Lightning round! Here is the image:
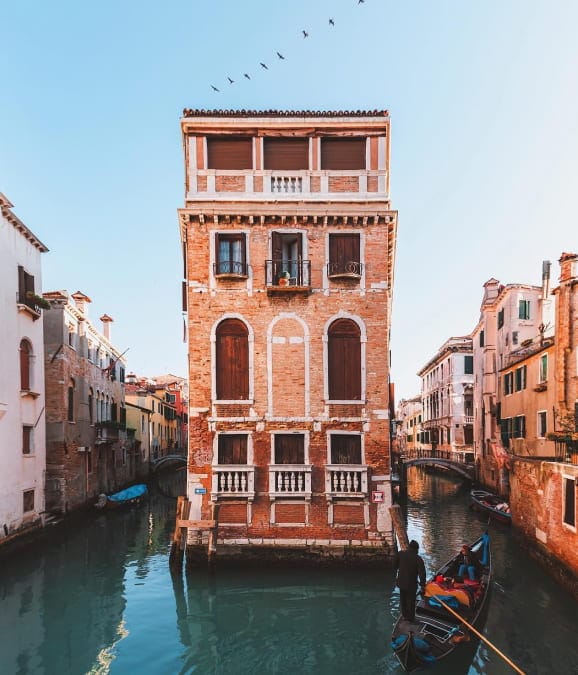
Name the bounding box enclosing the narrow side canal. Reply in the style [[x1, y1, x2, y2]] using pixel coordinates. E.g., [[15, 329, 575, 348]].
[[1, 468, 577, 674]]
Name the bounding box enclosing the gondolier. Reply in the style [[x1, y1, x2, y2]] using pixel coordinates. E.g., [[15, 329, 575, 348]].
[[393, 540, 426, 622]]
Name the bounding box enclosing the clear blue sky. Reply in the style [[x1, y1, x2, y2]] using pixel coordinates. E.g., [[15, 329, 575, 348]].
[[2, 1, 577, 400]]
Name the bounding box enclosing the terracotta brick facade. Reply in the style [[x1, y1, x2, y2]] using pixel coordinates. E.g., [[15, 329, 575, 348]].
[[179, 110, 397, 563]]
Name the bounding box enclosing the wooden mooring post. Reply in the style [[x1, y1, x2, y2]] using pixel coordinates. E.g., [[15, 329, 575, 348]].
[[207, 502, 220, 572], [389, 504, 410, 551], [169, 496, 220, 573]]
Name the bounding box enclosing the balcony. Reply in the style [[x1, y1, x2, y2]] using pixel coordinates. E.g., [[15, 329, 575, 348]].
[[212, 465, 255, 499], [17, 292, 46, 321], [325, 465, 368, 497], [265, 260, 311, 294], [270, 175, 303, 194], [464, 415, 474, 425], [213, 260, 249, 279], [95, 421, 125, 444], [327, 261, 363, 280], [269, 464, 312, 498]]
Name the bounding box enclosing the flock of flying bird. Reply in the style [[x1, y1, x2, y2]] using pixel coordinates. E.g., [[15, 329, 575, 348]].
[[210, 0, 367, 92]]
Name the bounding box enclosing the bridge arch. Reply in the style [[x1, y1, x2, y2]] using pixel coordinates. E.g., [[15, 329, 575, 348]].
[[403, 457, 475, 481], [151, 454, 187, 473]]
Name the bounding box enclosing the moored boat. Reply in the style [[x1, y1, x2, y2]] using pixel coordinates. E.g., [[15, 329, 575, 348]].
[[391, 534, 492, 672], [96, 483, 148, 509], [470, 489, 512, 524]]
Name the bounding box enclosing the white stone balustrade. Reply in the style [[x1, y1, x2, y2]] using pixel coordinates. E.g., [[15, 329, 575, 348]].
[[212, 465, 255, 498], [270, 176, 303, 193], [325, 465, 368, 496], [269, 464, 312, 497]]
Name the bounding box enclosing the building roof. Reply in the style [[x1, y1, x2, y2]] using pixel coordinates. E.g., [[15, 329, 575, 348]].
[[182, 109, 389, 119], [0, 192, 49, 252]]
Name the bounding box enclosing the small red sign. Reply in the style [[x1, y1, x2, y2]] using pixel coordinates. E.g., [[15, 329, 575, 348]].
[[372, 491, 385, 503]]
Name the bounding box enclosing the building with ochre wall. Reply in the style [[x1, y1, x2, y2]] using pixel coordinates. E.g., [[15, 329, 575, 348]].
[[179, 109, 398, 564], [0, 194, 48, 543]]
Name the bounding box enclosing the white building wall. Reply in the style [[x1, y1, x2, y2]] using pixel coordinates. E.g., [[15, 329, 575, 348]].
[[0, 198, 47, 539]]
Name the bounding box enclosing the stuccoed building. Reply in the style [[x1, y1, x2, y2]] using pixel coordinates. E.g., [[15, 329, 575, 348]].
[[0, 193, 48, 543], [178, 108, 398, 564]]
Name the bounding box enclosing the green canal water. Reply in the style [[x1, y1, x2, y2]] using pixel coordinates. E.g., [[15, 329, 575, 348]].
[[1, 467, 577, 675]]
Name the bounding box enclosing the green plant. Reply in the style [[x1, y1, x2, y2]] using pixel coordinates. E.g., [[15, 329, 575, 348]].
[[26, 292, 51, 310]]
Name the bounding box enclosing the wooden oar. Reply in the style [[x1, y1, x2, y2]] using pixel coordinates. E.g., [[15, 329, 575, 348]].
[[433, 595, 526, 674]]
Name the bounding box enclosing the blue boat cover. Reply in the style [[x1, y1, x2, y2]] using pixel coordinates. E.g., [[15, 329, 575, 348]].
[[108, 484, 148, 502]]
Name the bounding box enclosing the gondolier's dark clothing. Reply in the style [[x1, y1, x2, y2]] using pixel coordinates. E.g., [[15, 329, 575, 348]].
[[394, 548, 426, 622]]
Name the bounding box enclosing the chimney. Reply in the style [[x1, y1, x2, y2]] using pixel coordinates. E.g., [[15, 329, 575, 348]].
[[542, 260, 551, 298], [71, 291, 91, 317], [100, 314, 113, 341], [559, 252, 578, 283]]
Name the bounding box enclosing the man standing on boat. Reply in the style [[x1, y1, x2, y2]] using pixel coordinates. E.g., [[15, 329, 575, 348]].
[[393, 540, 426, 622]]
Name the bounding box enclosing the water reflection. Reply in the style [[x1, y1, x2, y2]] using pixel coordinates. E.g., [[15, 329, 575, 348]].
[[1, 467, 577, 674]]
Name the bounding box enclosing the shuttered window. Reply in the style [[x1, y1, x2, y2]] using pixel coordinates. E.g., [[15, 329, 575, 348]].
[[207, 137, 253, 169], [216, 319, 249, 400], [330, 435, 361, 464], [20, 339, 31, 390], [321, 138, 366, 170], [22, 426, 32, 455], [218, 434, 248, 464], [328, 234, 361, 275], [328, 319, 361, 400], [274, 434, 305, 464], [564, 477, 576, 527], [263, 138, 309, 170]]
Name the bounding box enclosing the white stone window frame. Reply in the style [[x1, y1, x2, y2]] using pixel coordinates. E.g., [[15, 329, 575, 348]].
[[211, 313, 254, 404], [323, 229, 366, 293], [270, 429, 310, 465], [326, 430, 365, 465], [537, 410, 547, 438], [562, 473, 577, 532], [209, 229, 251, 292], [213, 430, 254, 466], [538, 353, 548, 383], [323, 312, 367, 404], [22, 424, 34, 456], [19, 336, 37, 393]]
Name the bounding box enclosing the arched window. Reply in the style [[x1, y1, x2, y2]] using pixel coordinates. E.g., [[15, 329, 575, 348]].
[[67, 379, 75, 422], [216, 319, 249, 400], [328, 319, 361, 400], [19, 339, 32, 391]]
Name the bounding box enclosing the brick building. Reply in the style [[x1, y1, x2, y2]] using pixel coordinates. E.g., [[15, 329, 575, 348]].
[[43, 291, 140, 513], [178, 109, 398, 564]]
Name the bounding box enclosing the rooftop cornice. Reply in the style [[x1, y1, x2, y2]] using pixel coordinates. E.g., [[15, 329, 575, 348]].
[[182, 108, 389, 119], [0, 194, 48, 252]]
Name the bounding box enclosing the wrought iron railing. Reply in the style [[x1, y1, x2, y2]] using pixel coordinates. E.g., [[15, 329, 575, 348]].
[[327, 261, 363, 278], [265, 260, 311, 288], [213, 260, 249, 277]]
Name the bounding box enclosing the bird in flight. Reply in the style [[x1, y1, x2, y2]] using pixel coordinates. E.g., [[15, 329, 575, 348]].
[[260, 62, 268, 69], [302, 30, 309, 38], [358, 0, 365, 4], [244, 73, 251, 80], [227, 77, 234, 84], [276, 51, 285, 60], [211, 85, 220, 92], [329, 18, 335, 26]]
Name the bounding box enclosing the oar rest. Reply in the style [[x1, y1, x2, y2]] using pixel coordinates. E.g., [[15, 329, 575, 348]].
[[425, 581, 473, 608]]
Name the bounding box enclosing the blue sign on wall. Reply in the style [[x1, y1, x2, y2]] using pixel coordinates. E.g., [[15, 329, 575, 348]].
[[194, 487, 207, 495]]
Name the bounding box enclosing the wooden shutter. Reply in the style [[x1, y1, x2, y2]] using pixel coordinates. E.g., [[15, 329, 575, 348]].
[[331, 435, 361, 464], [20, 340, 30, 390], [328, 319, 361, 400], [275, 434, 304, 464], [321, 138, 366, 170], [329, 234, 360, 265], [564, 478, 576, 527], [111, 402, 118, 422], [218, 435, 248, 464], [216, 319, 249, 400], [207, 137, 253, 169], [263, 138, 309, 170]]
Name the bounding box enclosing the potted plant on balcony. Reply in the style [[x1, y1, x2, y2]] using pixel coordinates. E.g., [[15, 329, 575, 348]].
[[278, 270, 291, 286], [25, 291, 51, 310]]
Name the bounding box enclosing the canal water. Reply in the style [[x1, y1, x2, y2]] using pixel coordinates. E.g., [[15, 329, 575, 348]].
[[1, 467, 577, 675]]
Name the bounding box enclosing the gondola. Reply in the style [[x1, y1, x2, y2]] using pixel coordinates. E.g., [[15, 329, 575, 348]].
[[95, 483, 148, 509], [391, 534, 492, 672], [470, 489, 512, 525]]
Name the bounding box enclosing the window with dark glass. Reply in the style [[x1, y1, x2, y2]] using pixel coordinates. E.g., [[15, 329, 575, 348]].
[[19, 339, 32, 391], [564, 477, 576, 527], [330, 435, 362, 464], [23, 489, 35, 513], [464, 355, 473, 374], [216, 319, 249, 400], [218, 434, 248, 464], [479, 330, 485, 347], [274, 434, 305, 464], [519, 299, 530, 320], [515, 365, 527, 391], [22, 426, 32, 454], [537, 411, 547, 437], [67, 380, 75, 422], [215, 233, 247, 276], [504, 372, 513, 395], [321, 138, 366, 170], [17, 265, 35, 307], [328, 233, 362, 277], [207, 136, 253, 169], [513, 415, 526, 438], [270, 232, 309, 286], [498, 308, 504, 329], [263, 138, 309, 170], [328, 319, 361, 400]]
